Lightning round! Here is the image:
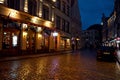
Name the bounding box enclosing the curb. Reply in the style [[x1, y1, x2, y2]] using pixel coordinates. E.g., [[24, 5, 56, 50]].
[[0, 51, 72, 62]]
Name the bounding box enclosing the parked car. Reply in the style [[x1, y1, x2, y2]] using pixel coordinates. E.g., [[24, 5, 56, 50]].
[[96, 46, 115, 61], [114, 49, 120, 64]]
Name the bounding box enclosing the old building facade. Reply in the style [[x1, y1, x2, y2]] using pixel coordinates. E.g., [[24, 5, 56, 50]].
[[102, 0, 120, 48], [0, 0, 81, 56]]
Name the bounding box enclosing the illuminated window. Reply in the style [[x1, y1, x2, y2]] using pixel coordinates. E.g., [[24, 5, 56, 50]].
[[12, 35, 18, 47], [24, 0, 28, 12]]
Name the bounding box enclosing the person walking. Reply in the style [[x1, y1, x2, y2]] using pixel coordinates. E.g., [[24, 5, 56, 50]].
[[71, 37, 75, 52]]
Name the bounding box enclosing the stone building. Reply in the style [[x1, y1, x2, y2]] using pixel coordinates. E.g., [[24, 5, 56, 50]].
[[102, 0, 120, 48], [0, 0, 81, 56]]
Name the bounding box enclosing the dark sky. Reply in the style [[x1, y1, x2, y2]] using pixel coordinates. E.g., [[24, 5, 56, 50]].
[[78, 0, 114, 30]]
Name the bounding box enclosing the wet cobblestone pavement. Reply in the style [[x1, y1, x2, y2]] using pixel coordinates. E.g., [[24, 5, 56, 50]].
[[0, 50, 120, 80]]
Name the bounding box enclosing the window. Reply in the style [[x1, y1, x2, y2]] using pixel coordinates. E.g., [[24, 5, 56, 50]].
[[56, 15, 61, 29], [66, 5, 70, 16], [66, 21, 69, 33], [28, 0, 37, 16], [62, 1, 66, 13], [62, 19, 65, 31], [42, 5, 49, 20], [24, 0, 28, 12], [56, 0, 61, 10], [7, 0, 20, 10]]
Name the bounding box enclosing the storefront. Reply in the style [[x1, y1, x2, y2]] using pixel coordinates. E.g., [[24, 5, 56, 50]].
[[0, 4, 54, 56], [58, 31, 71, 51], [2, 20, 20, 55]]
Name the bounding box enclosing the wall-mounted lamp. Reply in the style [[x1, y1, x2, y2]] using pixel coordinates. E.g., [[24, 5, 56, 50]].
[[37, 27, 42, 32], [38, 34, 42, 38], [53, 31, 58, 37], [9, 10, 18, 18], [22, 23, 28, 29]]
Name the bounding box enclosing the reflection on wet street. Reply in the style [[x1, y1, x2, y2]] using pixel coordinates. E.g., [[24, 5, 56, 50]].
[[0, 50, 120, 80]]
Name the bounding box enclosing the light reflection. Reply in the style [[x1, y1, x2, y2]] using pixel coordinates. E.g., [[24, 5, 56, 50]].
[[36, 59, 47, 75], [116, 62, 120, 70], [49, 58, 59, 76], [10, 61, 20, 78], [18, 63, 31, 79]]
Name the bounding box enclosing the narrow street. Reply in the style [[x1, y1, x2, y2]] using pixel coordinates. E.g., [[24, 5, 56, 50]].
[[0, 49, 120, 80]]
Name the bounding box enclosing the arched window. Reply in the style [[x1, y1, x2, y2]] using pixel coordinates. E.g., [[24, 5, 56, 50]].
[[7, 0, 20, 10], [28, 0, 37, 16]]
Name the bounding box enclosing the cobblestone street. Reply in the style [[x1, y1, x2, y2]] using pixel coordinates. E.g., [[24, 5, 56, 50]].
[[0, 50, 120, 80]]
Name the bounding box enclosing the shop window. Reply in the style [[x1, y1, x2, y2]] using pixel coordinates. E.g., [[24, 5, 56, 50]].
[[2, 32, 18, 49], [26, 29, 35, 50], [3, 32, 10, 49], [12, 35, 18, 47]]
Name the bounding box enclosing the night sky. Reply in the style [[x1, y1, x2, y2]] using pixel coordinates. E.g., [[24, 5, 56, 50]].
[[78, 0, 114, 30]]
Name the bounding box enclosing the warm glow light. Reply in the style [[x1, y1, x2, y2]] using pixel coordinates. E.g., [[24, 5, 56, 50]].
[[52, 16, 54, 21], [0, 0, 4, 4], [23, 32, 27, 37], [9, 10, 18, 18], [76, 38, 80, 41], [12, 36, 18, 47], [37, 27, 42, 32], [24, 0, 28, 12], [52, 0, 56, 2], [44, 21, 51, 28], [38, 34, 42, 38], [32, 17, 38, 23], [53, 31, 58, 37], [39, 12, 42, 17], [22, 23, 27, 29]]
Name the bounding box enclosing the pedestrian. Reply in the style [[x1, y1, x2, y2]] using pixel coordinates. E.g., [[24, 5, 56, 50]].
[[72, 41, 75, 52], [71, 37, 75, 52]]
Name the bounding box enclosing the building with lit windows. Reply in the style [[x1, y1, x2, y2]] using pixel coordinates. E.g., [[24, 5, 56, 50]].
[[0, 0, 81, 56], [102, 0, 120, 48]]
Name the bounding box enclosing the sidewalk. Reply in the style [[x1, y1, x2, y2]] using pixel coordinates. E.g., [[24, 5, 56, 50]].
[[0, 50, 72, 62]]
